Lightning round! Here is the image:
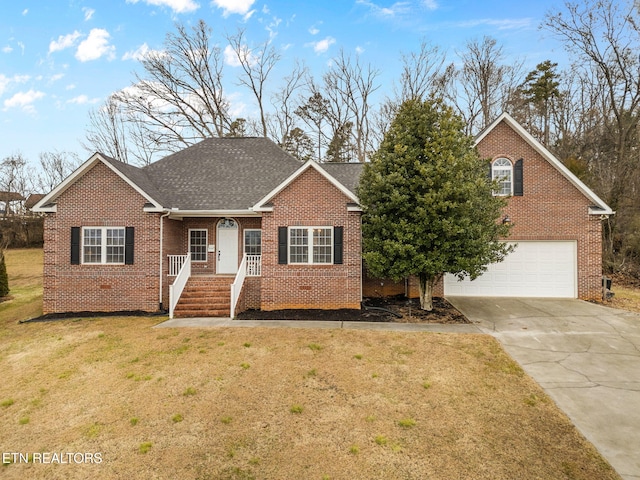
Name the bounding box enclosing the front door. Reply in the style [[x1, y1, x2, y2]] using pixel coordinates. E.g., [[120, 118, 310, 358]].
[[217, 218, 238, 274]]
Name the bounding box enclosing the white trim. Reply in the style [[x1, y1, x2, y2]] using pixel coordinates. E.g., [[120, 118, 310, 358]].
[[81, 226, 126, 265], [288, 226, 333, 265], [477, 113, 613, 215], [32, 153, 163, 212], [491, 157, 513, 196], [188, 228, 208, 263], [252, 160, 360, 211], [167, 209, 259, 219]]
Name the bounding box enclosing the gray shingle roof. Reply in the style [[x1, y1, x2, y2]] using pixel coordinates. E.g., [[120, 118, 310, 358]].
[[97, 138, 363, 211]]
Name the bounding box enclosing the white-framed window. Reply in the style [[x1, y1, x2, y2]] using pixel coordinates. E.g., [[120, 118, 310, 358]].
[[244, 229, 262, 256], [289, 227, 333, 264], [189, 229, 208, 262], [492, 158, 513, 196], [82, 227, 125, 264]]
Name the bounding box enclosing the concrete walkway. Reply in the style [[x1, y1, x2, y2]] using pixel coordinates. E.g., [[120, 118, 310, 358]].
[[155, 316, 481, 333], [448, 297, 640, 480]]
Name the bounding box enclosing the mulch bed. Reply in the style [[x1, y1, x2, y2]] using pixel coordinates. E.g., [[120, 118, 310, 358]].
[[236, 295, 470, 324]]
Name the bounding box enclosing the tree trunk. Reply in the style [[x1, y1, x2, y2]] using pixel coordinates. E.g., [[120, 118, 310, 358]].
[[418, 273, 440, 311]]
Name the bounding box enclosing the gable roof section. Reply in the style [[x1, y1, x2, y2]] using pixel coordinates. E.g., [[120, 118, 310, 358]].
[[477, 113, 613, 215], [32, 138, 364, 215], [253, 160, 361, 212], [143, 137, 303, 212], [32, 153, 163, 213]]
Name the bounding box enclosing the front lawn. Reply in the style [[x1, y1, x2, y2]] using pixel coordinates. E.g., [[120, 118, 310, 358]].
[[0, 249, 620, 479]]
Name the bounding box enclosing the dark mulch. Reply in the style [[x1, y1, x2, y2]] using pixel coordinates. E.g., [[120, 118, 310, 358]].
[[236, 295, 470, 324]]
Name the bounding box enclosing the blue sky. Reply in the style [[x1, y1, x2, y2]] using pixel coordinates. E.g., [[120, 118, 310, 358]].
[[1, 0, 570, 177]]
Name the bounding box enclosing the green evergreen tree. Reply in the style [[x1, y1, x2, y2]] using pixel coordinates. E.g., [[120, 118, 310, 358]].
[[357, 98, 512, 310], [0, 251, 9, 297]]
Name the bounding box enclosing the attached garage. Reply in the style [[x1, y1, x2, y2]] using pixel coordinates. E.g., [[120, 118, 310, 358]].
[[444, 241, 577, 298]]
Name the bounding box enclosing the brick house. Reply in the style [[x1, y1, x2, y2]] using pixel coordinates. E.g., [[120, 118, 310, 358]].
[[33, 113, 612, 317]]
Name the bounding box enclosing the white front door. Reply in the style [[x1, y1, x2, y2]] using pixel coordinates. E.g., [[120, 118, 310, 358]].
[[217, 218, 238, 274]]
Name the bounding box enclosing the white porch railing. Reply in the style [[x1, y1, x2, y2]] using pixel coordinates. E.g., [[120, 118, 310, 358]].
[[169, 255, 191, 319], [230, 254, 262, 318], [168, 254, 189, 276], [246, 254, 261, 276]]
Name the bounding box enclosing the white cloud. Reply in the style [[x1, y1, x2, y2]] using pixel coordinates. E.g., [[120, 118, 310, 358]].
[[212, 0, 255, 17], [66, 84, 76, 91], [0, 74, 30, 96], [75, 29, 116, 62], [122, 43, 151, 61], [2, 46, 12, 53], [223, 44, 256, 67], [355, 46, 365, 55], [83, 7, 96, 21], [126, 0, 199, 13], [308, 26, 319, 35], [67, 94, 100, 105], [50, 73, 65, 82], [22, 9, 28, 15], [356, 0, 411, 17], [3, 89, 45, 113], [456, 18, 533, 30], [308, 36, 336, 54], [49, 31, 82, 53], [423, 0, 438, 10]]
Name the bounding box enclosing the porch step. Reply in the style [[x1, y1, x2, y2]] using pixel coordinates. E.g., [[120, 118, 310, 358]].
[[173, 276, 233, 318]]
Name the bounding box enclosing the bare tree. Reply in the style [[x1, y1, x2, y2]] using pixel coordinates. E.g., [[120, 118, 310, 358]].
[[268, 60, 308, 145], [397, 39, 447, 102], [36, 151, 81, 192], [227, 29, 281, 138], [0, 154, 32, 217], [113, 20, 232, 158], [442, 36, 523, 134], [320, 50, 381, 162], [83, 95, 130, 163]]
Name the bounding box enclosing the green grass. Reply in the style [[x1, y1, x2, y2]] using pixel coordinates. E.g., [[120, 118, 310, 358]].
[[0, 249, 43, 323], [139, 442, 153, 454]]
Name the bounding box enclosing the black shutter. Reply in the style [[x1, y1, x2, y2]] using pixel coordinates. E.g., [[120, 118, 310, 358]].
[[71, 227, 80, 265], [278, 227, 288, 264], [333, 226, 343, 264], [514, 158, 523, 196], [125, 227, 135, 265], [488, 161, 493, 181]]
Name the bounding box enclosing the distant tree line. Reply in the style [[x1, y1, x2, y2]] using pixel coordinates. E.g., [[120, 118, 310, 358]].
[[2, 0, 639, 276]]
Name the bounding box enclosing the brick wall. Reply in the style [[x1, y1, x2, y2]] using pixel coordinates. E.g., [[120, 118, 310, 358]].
[[476, 120, 603, 300], [260, 167, 362, 310], [42, 161, 160, 314]]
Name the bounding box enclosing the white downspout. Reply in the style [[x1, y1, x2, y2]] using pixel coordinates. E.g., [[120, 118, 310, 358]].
[[159, 210, 171, 312]]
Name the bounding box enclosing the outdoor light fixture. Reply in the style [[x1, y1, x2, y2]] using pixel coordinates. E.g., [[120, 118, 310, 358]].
[[502, 215, 512, 225]]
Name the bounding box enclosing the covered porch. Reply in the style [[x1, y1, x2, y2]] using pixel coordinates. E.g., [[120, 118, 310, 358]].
[[161, 215, 263, 318]]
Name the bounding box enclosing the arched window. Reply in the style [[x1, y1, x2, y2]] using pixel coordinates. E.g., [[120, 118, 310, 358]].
[[492, 158, 513, 196]]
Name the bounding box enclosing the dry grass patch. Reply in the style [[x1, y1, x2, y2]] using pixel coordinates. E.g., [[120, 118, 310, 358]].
[[0, 249, 622, 478], [0, 319, 620, 479]]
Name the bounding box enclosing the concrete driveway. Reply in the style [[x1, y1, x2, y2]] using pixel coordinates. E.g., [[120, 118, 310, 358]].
[[448, 297, 640, 480]]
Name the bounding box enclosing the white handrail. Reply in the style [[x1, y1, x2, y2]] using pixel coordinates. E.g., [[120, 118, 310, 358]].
[[169, 255, 191, 319], [230, 255, 248, 318]]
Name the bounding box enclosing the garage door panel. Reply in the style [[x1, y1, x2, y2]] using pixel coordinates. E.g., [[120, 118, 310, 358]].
[[444, 241, 577, 298]]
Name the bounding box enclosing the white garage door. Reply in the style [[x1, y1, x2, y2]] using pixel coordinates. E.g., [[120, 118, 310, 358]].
[[444, 241, 577, 298]]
